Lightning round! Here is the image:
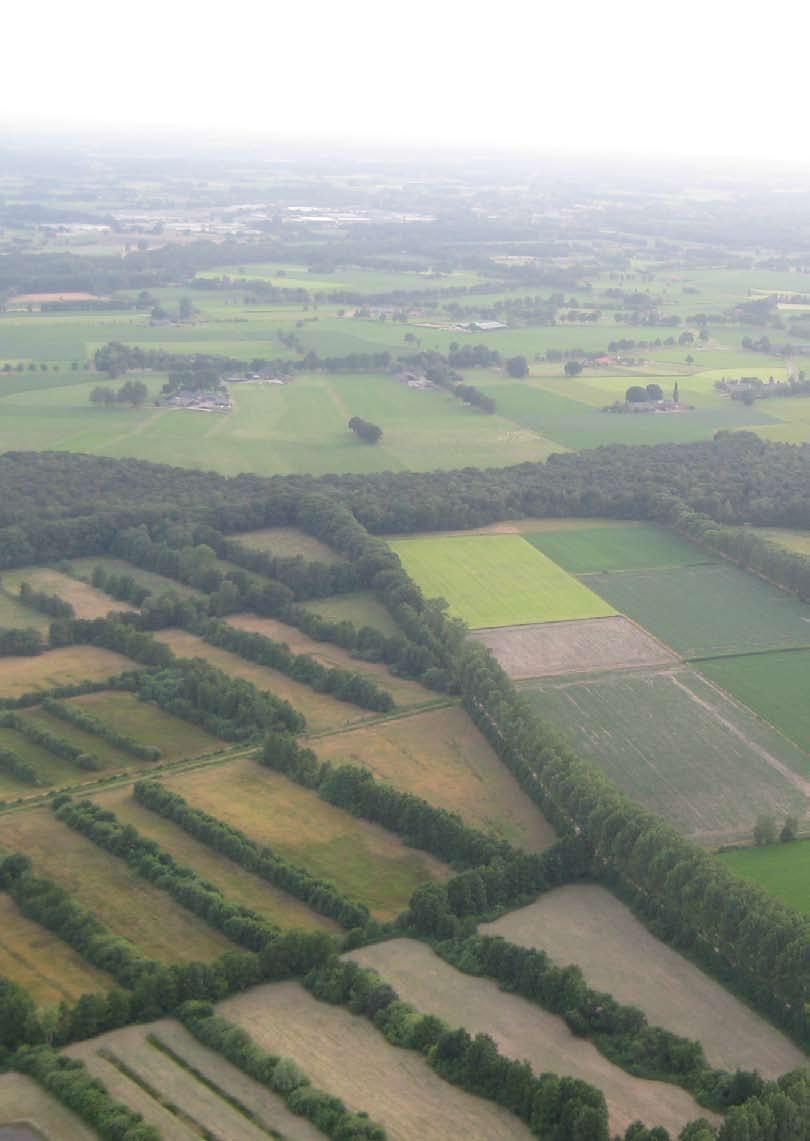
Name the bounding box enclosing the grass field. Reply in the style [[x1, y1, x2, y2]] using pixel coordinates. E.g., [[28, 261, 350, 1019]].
[[524, 523, 711, 573], [0, 589, 49, 632], [754, 527, 810, 556], [483, 884, 806, 1078], [0, 1072, 96, 1140], [718, 841, 810, 916], [301, 590, 401, 636], [583, 563, 810, 658], [1, 567, 118, 620], [312, 706, 555, 851], [699, 650, 810, 754], [73, 690, 224, 762], [389, 534, 616, 628], [223, 979, 534, 1141], [93, 785, 336, 932], [165, 758, 450, 921], [235, 525, 344, 562], [0, 809, 233, 963], [68, 556, 205, 600], [0, 645, 133, 700], [18, 706, 150, 772], [520, 668, 810, 842], [154, 628, 378, 733], [0, 727, 91, 798]]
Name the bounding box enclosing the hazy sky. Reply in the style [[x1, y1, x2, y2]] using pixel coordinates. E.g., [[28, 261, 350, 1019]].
[[2, 0, 803, 163]]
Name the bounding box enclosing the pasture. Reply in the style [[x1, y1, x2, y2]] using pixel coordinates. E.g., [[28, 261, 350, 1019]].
[[389, 534, 615, 628], [165, 758, 450, 921], [223, 979, 534, 1141], [235, 525, 343, 562], [583, 563, 810, 658], [312, 705, 555, 850], [350, 939, 708, 1138], [520, 668, 810, 842], [524, 522, 710, 573], [301, 590, 401, 636], [482, 884, 806, 1077], [718, 841, 810, 915], [699, 650, 810, 754], [472, 615, 678, 679], [0, 645, 133, 701], [0, 1073, 95, 1141]]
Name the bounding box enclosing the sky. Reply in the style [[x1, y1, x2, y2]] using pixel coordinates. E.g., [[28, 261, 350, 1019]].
[[2, 0, 806, 164]]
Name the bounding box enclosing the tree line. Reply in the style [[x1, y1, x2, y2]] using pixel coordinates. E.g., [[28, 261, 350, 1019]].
[[42, 697, 161, 761]]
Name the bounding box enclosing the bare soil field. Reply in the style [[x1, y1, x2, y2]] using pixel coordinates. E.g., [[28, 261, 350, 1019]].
[[0, 646, 133, 700], [166, 758, 450, 921], [313, 705, 555, 851], [0, 809, 233, 964], [2, 568, 117, 620], [155, 628, 377, 733], [473, 615, 679, 679], [226, 613, 432, 707], [0, 1073, 95, 1141], [483, 884, 807, 1077], [223, 980, 534, 1141], [350, 939, 710, 1137], [236, 525, 344, 562], [0, 894, 112, 1006]]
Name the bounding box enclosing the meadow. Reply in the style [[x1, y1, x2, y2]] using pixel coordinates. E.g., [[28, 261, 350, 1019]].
[[389, 534, 616, 628], [717, 841, 810, 915], [235, 525, 343, 562], [0, 1073, 95, 1141], [0, 645, 133, 700], [1, 567, 117, 620], [700, 650, 810, 753], [524, 522, 711, 573], [68, 556, 206, 601], [72, 691, 223, 762], [301, 590, 401, 636]]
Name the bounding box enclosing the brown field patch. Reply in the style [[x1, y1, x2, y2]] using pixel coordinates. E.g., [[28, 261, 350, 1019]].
[[0, 1073, 95, 1140], [0, 809, 232, 964], [0, 895, 113, 1007], [483, 884, 807, 1077], [154, 628, 377, 733], [223, 980, 534, 1141], [351, 940, 710, 1137], [313, 706, 554, 851], [0, 646, 133, 700], [2, 568, 118, 621], [473, 615, 679, 679], [226, 613, 432, 707], [235, 525, 344, 562], [165, 758, 450, 921], [93, 785, 337, 933]]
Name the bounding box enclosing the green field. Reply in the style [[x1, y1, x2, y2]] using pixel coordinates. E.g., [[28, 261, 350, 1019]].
[[524, 523, 710, 573], [520, 669, 810, 842], [699, 651, 810, 753], [718, 841, 810, 914], [753, 527, 810, 556], [583, 563, 810, 657], [390, 534, 615, 628], [301, 590, 401, 636]]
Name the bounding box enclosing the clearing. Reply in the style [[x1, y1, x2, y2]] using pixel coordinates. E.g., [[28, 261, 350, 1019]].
[[1, 567, 118, 620], [389, 534, 615, 629], [523, 523, 711, 573], [165, 758, 450, 921], [223, 979, 534, 1141], [0, 646, 133, 701], [235, 525, 344, 563], [699, 650, 810, 754], [483, 884, 806, 1078], [68, 556, 205, 601], [0, 1073, 95, 1141], [473, 615, 678, 679], [718, 840, 810, 916], [301, 590, 402, 636], [312, 706, 554, 850]]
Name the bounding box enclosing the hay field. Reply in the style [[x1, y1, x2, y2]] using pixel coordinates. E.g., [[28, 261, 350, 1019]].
[[0, 809, 233, 963], [350, 939, 709, 1138], [235, 525, 343, 562], [73, 690, 223, 762], [93, 785, 336, 933], [389, 534, 615, 628], [524, 523, 710, 573], [0, 1073, 95, 1141], [165, 758, 450, 921], [0, 895, 112, 1006], [0, 645, 133, 700], [154, 628, 376, 733], [718, 840, 810, 916], [699, 650, 810, 754], [521, 668, 809, 842], [483, 884, 806, 1077], [473, 615, 679, 679], [301, 590, 401, 636], [2, 567, 118, 619], [312, 706, 554, 851], [226, 613, 432, 707], [223, 980, 534, 1141]]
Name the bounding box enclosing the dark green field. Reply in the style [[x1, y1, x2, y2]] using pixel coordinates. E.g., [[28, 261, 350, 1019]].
[[718, 841, 810, 915], [699, 651, 810, 753], [524, 523, 709, 573]]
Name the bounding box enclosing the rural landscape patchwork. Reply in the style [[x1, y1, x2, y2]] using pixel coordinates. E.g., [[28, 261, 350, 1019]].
[[3, 134, 810, 1141]]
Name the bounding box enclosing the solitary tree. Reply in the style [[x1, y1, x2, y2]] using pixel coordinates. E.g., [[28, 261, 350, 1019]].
[[506, 355, 529, 378], [564, 360, 584, 377], [625, 385, 648, 403], [348, 416, 383, 444], [780, 815, 799, 843], [673, 381, 680, 403], [754, 814, 777, 846], [645, 383, 664, 401]]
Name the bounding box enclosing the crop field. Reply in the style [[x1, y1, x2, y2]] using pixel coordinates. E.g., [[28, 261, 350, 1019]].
[[93, 785, 336, 932], [0, 809, 233, 963], [350, 939, 708, 1137], [389, 534, 616, 628], [223, 979, 533, 1141], [482, 884, 806, 1077], [1, 567, 118, 620], [0, 894, 113, 1007], [0, 645, 133, 700], [301, 590, 401, 635], [523, 523, 711, 573], [164, 758, 450, 921], [583, 563, 810, 658], [67, 556, 205, 600], [235, 525, 344, 562], [521, 668, 810, 842], [699, 650, 810, 753], [0, 1072, 95, 1141], [154, 628, 378, 733], [312, 705, 555, 850], [473, 615, 679, 679]]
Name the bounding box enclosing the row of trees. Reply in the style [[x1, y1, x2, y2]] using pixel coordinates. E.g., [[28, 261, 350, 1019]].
[[42, 698, 161, 762], [0, 627, 45, 655], [90, 565, 152, 607], [89, 380, 148, 408], [0, 710, 100, 770], [19, 580, 75, 618], [0, 746, 41, 785]]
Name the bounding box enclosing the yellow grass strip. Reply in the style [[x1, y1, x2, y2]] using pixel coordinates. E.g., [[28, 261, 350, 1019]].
[[3, 568, 118, 620]]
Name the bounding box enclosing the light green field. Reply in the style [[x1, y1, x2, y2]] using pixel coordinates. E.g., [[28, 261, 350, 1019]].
[[389, 534, 616, 628], [524, 523, 710, 573], [718, 841, 810, 914]]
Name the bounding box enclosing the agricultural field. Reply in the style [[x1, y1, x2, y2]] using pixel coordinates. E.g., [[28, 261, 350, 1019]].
[[350, 939, 709, 1138], [164, 758, 450, 921], [0, 809, 233, 963], [0, 645, 133, 701], [234, 525, 344, 562], [1, 567, 117, 620], [301, 590, 401, 636], [389, 534, 615, 628], [717, 840, 810, 915], [473, 615, 679, 679], [583, 563, 810, 658], [0, 1073, 95, 1141], [483, 884, 806, 1077], [520, 668, 810, 842], [700, 650, 810, 753], [223, 979, 534, 1141], [311, 705, 555, 850], [523, 522, 711, 573]]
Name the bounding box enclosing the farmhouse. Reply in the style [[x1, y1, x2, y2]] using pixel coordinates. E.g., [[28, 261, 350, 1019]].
[[465, 320, 508, 331], [394, 369, 432, 389]]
